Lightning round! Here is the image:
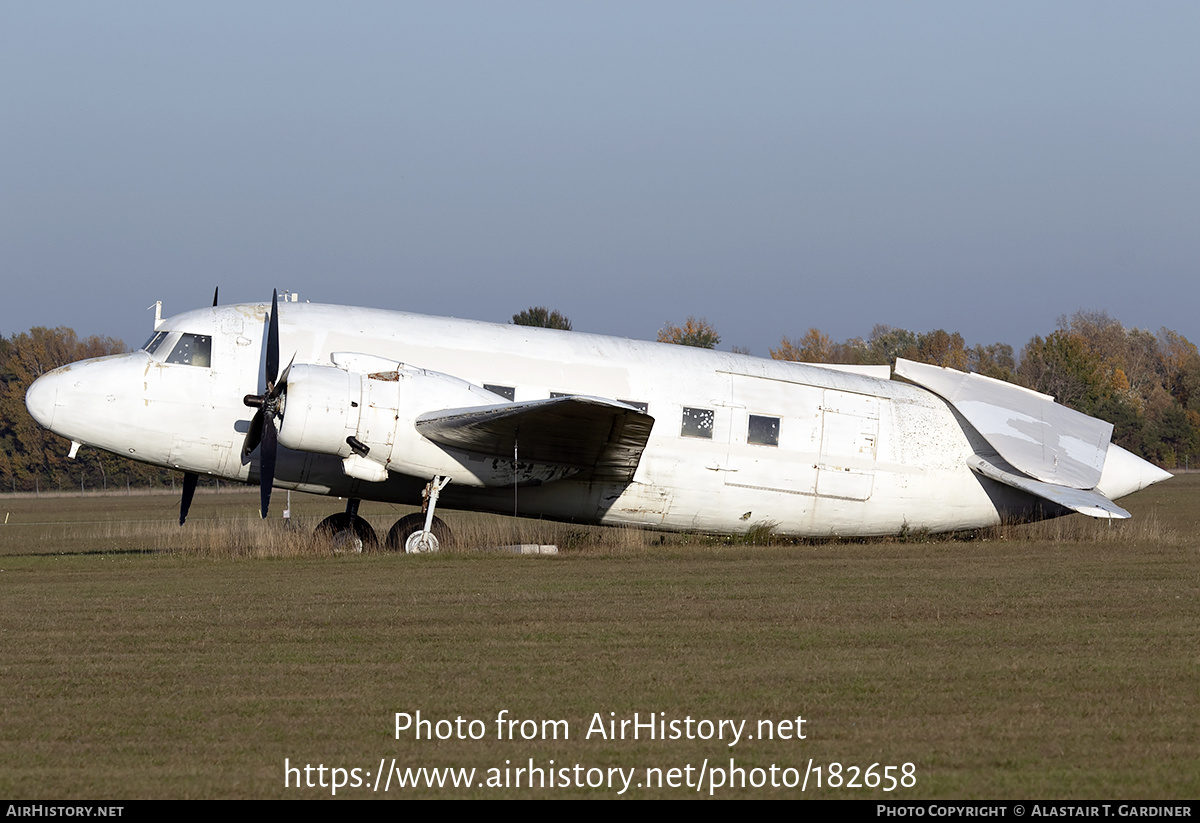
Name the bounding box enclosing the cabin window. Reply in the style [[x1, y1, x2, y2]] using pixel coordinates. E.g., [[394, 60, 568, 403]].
[[165, 333, 212, 367], [620, 400, 649, 413], [747, 414, 780, 447], [681, 407, 714, 439], [142, 331, 169, 356], [484, 384, 515, 401]]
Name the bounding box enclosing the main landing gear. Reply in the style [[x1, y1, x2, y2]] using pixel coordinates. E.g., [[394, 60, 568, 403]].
[[315, 497, 378, 553], [313, 476, 454, 554], [385, 476, 452, 552]]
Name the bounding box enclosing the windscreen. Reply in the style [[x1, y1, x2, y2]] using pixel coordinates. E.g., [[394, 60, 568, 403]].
[[165, 333, 212, 367]]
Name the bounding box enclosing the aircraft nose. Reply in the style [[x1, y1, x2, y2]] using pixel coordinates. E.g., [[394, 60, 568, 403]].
[[25, 370, 61, 429]]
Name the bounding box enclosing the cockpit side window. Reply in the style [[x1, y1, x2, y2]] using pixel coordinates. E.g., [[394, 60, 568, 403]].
[[165, 333, 212, 367], [142, 331, 170, 356]]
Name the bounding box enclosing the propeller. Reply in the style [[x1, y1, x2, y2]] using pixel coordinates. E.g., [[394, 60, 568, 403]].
[[179, 471, 198, 526], [242, 289, 292, 518]]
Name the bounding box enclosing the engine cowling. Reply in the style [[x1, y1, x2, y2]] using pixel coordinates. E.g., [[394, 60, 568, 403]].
[[276, 361, 515, 486], [276, 364, 361, 458]]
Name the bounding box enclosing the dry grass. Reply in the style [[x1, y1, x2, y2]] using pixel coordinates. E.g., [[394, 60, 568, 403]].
[[63, 511, 662, 558], [979, 509, 1181, 545], [3, 483, 1182, 558], [0, 478, 1196, 798]]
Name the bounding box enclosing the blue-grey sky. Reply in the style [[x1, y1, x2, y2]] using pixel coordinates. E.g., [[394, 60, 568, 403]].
[[4, 2, 1197, 356]]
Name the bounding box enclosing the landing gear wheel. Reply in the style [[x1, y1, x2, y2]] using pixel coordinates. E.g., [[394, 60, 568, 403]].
[[386, 513, 452, 554], [314, 513, 378, 554]]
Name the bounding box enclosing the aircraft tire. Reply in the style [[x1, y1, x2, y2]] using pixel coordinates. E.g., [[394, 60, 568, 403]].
[[386, 513, 452, 553], [314, 513, 379, 554]]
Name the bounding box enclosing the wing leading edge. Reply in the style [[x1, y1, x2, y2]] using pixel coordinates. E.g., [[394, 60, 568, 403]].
[[416, 396, 655, 484]]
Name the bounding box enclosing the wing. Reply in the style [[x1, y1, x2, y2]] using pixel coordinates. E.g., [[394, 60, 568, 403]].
[[416, 395, 655, 484]]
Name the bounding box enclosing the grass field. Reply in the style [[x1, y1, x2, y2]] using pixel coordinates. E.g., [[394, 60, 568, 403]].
[[1, 478, 1196, 799]]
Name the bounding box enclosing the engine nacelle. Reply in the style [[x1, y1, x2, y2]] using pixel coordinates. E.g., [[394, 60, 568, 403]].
[[276, 364, 361, 458], [276, 360, 515, 486]]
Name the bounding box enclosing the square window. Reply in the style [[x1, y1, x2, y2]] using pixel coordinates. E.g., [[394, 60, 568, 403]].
[[681, 407, 714, 439], [748, 414, 780, 446]]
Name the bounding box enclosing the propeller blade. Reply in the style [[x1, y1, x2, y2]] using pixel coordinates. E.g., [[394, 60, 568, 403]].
[[259, 412, 277, 519], [212, 286, 219, 307], [179, 471, 198, 526], [241, 290, 285, 517], [272, 355, 295, 400], [266, 289, 279, 389], [242, 408, 264, 458]]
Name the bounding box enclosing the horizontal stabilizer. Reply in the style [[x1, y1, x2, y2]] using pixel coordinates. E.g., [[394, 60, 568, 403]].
[[895, 358, 1112, 490], [416, 396, 654, 484], [967, 455, 1130, 519]]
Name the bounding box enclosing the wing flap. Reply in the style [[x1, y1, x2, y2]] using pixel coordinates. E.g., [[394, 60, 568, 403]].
[[967, 455, 1130, 519], [416, 396, 654, 484]]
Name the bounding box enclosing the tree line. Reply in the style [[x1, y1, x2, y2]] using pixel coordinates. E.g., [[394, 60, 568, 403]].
[[2, 308, 1196, 494], [755, 311, 1200, 468]]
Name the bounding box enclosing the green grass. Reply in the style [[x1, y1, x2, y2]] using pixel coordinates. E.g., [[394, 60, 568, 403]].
[[0, 478, 1196, 798]]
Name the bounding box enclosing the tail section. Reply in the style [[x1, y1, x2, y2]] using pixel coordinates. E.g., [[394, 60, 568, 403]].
[[894, 358, 1171, 519]]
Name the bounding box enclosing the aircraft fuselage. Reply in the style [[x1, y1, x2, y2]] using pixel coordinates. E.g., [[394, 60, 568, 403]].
[[24, 300, 1168, 538]]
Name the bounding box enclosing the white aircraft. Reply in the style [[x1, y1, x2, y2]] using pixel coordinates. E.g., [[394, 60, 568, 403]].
[[24, 291, 1171, 551]]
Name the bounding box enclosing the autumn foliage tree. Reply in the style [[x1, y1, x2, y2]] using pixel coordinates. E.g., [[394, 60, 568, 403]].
[[967, 343, 1017, 382], [770, 325, 973, 369], [770, 328, 834, 363], [1018, 330, 1106, 414], [657, 317, 720, 349], [764, 311, 1200, 468], [1017, 312, 1200, 466]]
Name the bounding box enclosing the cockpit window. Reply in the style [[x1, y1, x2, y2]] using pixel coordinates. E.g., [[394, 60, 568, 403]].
[[142, 331, 169, 355], [165, 334, 212, 367]]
